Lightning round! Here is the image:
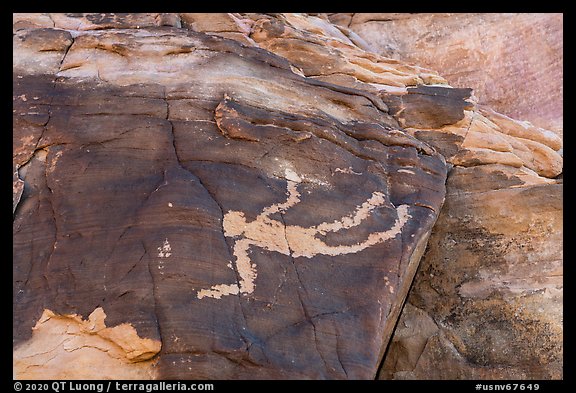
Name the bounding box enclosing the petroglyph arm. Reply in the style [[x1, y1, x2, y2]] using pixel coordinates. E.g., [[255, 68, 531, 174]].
[[312, 191, 389, 234], [287, 204, 411, 258]]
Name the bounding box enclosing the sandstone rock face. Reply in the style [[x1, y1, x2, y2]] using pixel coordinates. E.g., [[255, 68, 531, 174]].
[[14, 308, 161, 379], [243, 14, 562, 380], [13, 13, 562, 380], [13, 13, 447, 379], [379, 166, 562, 379], [330, 13, 563, 135]]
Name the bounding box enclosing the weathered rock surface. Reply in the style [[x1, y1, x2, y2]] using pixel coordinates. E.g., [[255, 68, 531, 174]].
[[237, 13, 563, 380], [13, 13, 562, 380], [330, 13, 563, 135], [227, 14, 562, 178], [13, 13, 447, 379], [14, 307, 160, 379], [379, 166, 562, 379]]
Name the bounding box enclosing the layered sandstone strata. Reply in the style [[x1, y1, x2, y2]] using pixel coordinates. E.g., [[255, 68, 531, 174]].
[[328, 13, 563, 135]]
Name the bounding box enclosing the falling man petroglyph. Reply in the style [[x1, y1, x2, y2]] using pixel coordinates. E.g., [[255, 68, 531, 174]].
[[196, 168, 411, 299]]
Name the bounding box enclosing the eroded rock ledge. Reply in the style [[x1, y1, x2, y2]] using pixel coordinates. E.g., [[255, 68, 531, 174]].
[[328, 13, 564, 135], [13, 13, 562, 380], [14, 307, 160, 379]]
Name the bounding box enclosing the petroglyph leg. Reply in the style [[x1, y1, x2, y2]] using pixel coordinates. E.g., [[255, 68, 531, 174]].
[[196, 238, 259, 300], [196, 283, 240, 300]]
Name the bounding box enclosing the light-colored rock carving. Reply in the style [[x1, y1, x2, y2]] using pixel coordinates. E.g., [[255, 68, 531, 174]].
[[197, 169, 411, 299], [157, 238, 172, 258]]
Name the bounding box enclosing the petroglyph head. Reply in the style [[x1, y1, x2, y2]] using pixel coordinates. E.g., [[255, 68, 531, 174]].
[[284, 168, 301, 183], [223, 211, 248, 237]]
